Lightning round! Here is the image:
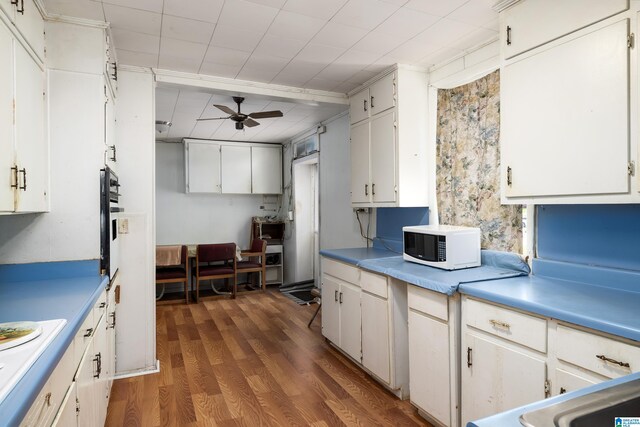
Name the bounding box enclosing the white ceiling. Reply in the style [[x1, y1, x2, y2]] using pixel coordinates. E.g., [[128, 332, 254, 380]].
[[43, 0, 499, 93], [44, 0, 498, 143], [156, 85, 348, 143]]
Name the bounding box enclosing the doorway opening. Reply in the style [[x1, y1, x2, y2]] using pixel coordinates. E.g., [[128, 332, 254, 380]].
[[292, 154, 319, 288]]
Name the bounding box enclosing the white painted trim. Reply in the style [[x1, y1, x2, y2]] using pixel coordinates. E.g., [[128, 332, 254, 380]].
[[153, 68, 348, 105], [120, 64, 153, 74], [44, 13, 109, 29], [287, 110, 348, 144], [429, 39, 500, 89], [293, 152, 319, 166], [346, 63, 428, 97], [114, 359, 160, 380], [492, 0, 520, 12]]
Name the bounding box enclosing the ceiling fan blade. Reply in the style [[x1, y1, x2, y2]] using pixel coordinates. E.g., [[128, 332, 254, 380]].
[[214, 104, 238, 115], [244, 118, 260, 127], [248, 110, 283, 119], [196, 116, 230, 121]]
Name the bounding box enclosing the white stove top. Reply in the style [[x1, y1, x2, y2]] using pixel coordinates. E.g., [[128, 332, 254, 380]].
[[0, 319, 67, 404]]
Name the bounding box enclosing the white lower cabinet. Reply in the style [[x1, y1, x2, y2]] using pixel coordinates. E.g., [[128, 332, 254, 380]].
[[360, 272, 409, 398], [321, 258, 409, 398], [461, 296, 640, 425], [21, 285, 118, 427], [408, 286, 459, 427]]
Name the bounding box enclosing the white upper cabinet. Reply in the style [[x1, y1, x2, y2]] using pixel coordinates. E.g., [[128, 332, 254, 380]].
[[185, 139, 283, 195], [186, 142, 221, 193], [221, 145, 252, 194], [251, 146, 282, 194], [348, 65, 428, 207], [0, 22, 15, 212], [499, 1, 637, 204], [501, 0, 628, 59], [1, 0, 45, 61]]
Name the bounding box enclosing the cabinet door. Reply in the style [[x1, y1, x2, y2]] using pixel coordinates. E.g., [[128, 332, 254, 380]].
[[339, 281, 361, 362], [350, 121, 370, 204], [14, 43, 46, 212], [76, 345, 96, 427], [554, 368, 597, 396], [221, 145, 252, 194], [502, 0, 628, 59], [186, 142, 220, 193], [502, 19, 629, 198], [0, 22, 15, 212], [409, 310, 451, 427], [369, 72, 395, 116], [251, 146, 282, 194], [106, 292, 116, 394], [105, 87, 116, 169], [362, 291, 390, 384], [93, 314, 109, 427], [349, 89, 369, 124], [370, 110, 396, 203], [321, 275, 340, 345], [52, 382, 77, 427], [14, 0, 45, 61], [462, 333, 547, 424]]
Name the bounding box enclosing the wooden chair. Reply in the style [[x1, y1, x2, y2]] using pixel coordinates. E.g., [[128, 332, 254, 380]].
[[156, 245, 189, 303], [194, 243, 237, 301], [237, 239, 267, 291]]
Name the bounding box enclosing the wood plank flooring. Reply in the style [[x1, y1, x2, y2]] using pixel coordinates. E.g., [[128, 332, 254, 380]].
[[105, 290, 432, 427]]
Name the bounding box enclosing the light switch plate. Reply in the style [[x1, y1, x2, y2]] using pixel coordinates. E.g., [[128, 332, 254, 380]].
[[118, 218, 129, 234]]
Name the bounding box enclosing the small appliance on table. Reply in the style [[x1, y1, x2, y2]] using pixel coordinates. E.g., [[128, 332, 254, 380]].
[[0, 319, 67, 404], [403, 224, 481, 270]]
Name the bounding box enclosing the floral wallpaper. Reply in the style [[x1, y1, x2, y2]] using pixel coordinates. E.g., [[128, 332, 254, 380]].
[[436, 69, 522, 253]]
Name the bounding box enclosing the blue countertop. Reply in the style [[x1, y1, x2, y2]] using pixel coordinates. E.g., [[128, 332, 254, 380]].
[[0, 260, 108, 425], [468, 372, 640, 427], [459, 260, 640, 342], [319, 247, 398, 264]]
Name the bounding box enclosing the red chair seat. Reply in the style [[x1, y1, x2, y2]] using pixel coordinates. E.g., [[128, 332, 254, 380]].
[[156, 267, 186, 280], [237, 261, 262, 269], [198, 265, 234, 276]]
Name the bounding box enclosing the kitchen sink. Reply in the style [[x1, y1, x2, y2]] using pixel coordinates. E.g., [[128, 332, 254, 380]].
[[520, 378, 640, 427]]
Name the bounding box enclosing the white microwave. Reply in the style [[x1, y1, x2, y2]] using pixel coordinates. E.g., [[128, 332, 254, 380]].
[[403, 225, 481, 270]]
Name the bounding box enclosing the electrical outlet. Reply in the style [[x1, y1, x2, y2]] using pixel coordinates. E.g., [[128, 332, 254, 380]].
[[118, 218, 129, 234]]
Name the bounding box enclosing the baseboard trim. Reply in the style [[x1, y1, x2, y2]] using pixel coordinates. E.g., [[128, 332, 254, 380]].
[[114, 360, 160, 379]]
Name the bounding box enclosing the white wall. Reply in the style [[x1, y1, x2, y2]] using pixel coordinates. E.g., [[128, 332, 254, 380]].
[[0, 70, 104, 264], [114, 68, 157, 376], [155, 142, 267, 247]]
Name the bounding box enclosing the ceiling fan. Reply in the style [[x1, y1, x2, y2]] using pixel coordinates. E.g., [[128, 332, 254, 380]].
[[197, 96, 283, 130]]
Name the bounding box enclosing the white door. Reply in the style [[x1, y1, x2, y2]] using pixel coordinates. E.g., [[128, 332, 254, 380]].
[[93, 314, 109, 427], [52, 382, 77, 427], [76, 345, 96, 427], [553, 368, 597, 396], [186, 142, 220, 193], [361, 291, 390, 384], [349, 89, 369, 124], [13, 0, 44, 60], [321, 275, 340, 345], [221, 145, 251, 194], [14, 43, 46, 212], [0, 22, 15, 212], [502, 19, 629, 198], [409, 310, 451, 426], [350, 121, 370, 204], [462, 333, 547, 424], [339, 281, 361, 362], [369, 72, 395, 116], [370, 110, 396, 203], [251, 146, 282, 194]]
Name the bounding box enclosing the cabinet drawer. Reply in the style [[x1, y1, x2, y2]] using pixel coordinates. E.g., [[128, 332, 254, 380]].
[[465, 298, 547, 353], [322, 257, 359, 285], [20, 345, 74, 427], [556, 325, 640, 379], [360, 270, 387, 299], [501, 0, 628, 59], [408, 285, 448, 322], [93, 288, 107, 324]]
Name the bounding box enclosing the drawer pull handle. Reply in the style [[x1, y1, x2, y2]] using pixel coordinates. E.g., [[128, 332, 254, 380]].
[[339, 292, 343, 304], [467, 347, 473, 367], [44, 392, 51, 407], [560, 387, 567, 394], [596, 354, 630, 368], [84, 328, 93, 337], [99, 302, 106, 308], [490, 319, 510, 330], [334, 290, 338, 302]]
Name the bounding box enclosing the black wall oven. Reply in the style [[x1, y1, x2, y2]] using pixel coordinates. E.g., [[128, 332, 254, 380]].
[[100, 167, 122, 280]]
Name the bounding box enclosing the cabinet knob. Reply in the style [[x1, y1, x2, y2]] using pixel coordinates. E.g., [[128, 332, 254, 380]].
[[10, 166, 18, 189], [365, 184, 368, 196], [370, 96, 375, 109], [334, 290, 338, 302], [372, 183, 375, 196], [19, 168, 27, 191], [363, 99, 368, 112], [506, 26, 512, 45]]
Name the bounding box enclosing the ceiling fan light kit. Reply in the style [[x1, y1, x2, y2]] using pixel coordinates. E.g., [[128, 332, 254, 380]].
[[197, 96, 283, 130]]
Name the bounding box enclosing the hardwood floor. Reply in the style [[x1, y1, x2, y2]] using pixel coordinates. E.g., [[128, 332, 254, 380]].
[[106, 290, 432, 427]]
